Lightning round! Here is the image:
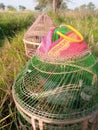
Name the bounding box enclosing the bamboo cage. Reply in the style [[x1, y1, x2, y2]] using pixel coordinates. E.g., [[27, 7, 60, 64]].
[[23, 13, 55, 58], [12, 25, 98, 130]]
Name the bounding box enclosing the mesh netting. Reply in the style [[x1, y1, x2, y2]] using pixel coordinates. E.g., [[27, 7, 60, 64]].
[[13, 53, 98, 120], [13, 25, 98, 130]]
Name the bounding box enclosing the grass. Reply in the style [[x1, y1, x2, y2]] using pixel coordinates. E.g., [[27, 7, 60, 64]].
[[0, 11, 35, 47], [0, 11, 35, 130], [0, 31, 29, 130], [0, 10, 98, 130]]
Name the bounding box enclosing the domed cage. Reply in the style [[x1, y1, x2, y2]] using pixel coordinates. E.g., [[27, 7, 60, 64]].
[[23, 13, 55, 58], [12, 25, 98, 130]]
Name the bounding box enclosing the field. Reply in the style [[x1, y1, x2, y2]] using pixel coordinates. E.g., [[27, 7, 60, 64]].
[[0, 10, 98, 130]]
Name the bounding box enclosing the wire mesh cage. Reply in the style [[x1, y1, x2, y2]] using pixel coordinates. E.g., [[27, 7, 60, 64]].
[[23, 13, 55, 58], [12, 25, 98, 130]]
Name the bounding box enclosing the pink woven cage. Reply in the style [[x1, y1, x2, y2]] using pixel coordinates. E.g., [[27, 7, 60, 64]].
[[23, 13, 55, 58]]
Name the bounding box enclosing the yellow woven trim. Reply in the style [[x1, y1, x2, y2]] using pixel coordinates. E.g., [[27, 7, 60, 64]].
[[48, 39, 70, 56], [57, 25, 84, 43]]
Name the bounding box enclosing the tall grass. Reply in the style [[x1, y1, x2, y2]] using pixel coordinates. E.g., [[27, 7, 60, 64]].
[[0, 11, 98, 130], [0, 11, 35, 130], [0, 11, 35, 47], [0, 30, 29, 130]]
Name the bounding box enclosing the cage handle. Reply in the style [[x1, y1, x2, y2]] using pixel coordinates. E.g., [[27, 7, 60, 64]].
[[57, 24, 84, 43]]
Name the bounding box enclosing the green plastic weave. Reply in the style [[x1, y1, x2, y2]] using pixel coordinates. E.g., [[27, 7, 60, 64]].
[[13, 52, 98, 121]]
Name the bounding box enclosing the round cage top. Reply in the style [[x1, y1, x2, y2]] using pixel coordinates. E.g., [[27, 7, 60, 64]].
[[23, 13, 55, 44], [36, 25, 90, 62], [12, 25, 98, 125]]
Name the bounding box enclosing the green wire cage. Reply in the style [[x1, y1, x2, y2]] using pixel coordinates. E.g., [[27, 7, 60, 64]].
[[12, 25, 98, 130]]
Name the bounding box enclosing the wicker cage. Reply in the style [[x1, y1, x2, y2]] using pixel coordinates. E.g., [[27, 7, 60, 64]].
[[12, 25, 98, 130], [23, 13, 55, 58]]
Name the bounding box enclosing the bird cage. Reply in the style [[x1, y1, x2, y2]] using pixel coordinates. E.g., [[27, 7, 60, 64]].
[[23, 13, 55, 58], [12, 25, 98, 130]]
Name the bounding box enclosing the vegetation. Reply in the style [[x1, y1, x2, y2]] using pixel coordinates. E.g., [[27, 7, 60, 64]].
[[0, 12, 35, 47], [75, 2, 95, 11], [0, 8, 98, 130], [35, 0, 96, 12], [35, 0, 68, 12], [0, 3, 5, 10], [0, 3, 26, 11], [19, 5, 26, 11], [0, 31, 29, 130], [0, 11, 36, 130], [7, 5, 17, 11]]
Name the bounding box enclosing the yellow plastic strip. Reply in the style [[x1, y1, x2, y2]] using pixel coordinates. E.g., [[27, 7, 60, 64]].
[[57, 25, 84, 43], [23, 39, 40, 45]]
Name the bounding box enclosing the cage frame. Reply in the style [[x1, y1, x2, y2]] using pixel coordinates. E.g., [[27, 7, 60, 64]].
[[23, 13, 55, 58], [12, 86, 98, 130], [23, 39, 40, 58]]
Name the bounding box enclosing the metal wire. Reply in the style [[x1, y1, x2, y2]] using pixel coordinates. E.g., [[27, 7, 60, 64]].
[[13, 52, 98, 122]]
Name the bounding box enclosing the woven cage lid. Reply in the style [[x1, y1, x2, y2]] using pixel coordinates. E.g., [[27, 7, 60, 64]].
[[36, 25, 91, 62], [24, 13, 55, 40]]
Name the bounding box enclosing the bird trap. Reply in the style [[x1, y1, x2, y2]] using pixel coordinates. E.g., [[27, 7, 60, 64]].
[[13, 25, 98, 130], [23, 13, 55, 58]]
